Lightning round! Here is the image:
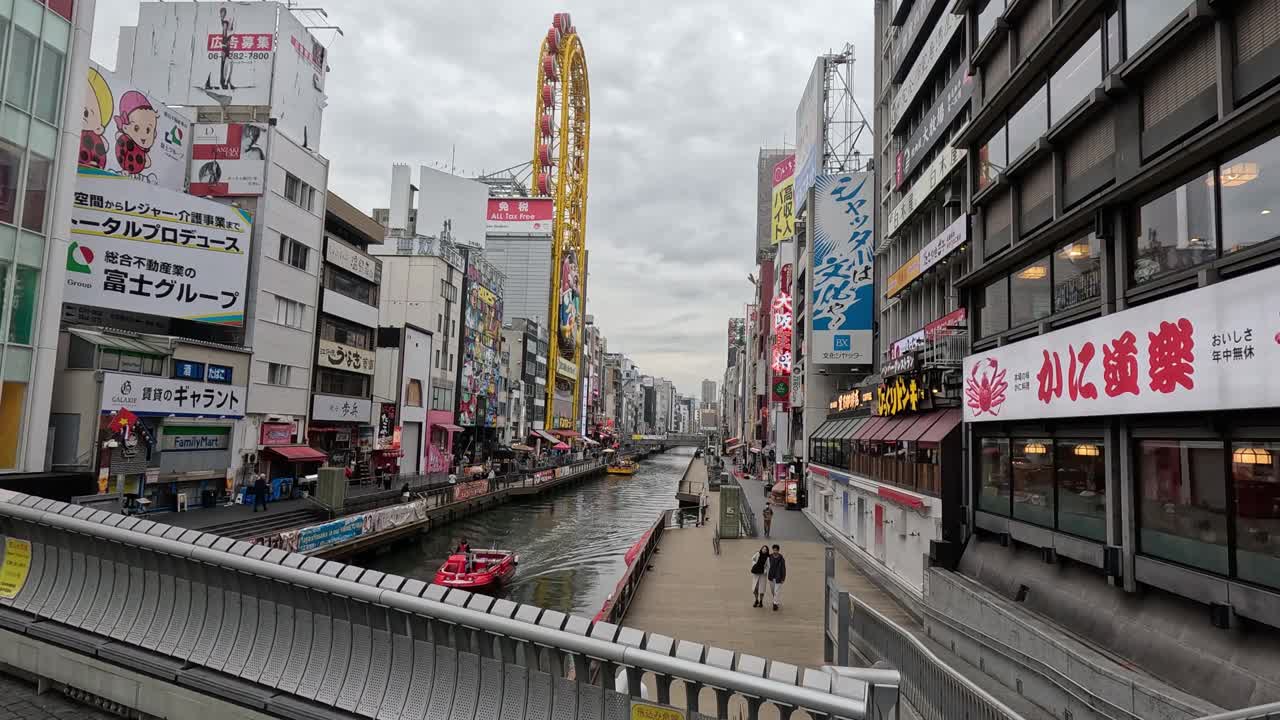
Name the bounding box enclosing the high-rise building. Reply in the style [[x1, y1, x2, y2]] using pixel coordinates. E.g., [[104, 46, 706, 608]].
[[700, 379, 717, 410]]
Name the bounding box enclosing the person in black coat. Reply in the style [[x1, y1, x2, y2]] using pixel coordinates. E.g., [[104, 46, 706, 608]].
[[252, 473, 269, 512], [767, 544, 787, 611]]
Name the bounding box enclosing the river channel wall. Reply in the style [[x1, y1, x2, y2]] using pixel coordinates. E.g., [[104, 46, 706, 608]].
[[249, 449, 666, 561]]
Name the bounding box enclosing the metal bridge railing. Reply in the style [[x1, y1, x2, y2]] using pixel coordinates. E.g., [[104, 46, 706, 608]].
[[824, 548, 1025, 720], [1195, 705, 1280, 720], [0, 490, 899, 720]]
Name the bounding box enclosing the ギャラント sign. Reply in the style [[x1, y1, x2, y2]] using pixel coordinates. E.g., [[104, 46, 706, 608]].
[[67, 173, 252, 325], [100, 372, 247, 419]]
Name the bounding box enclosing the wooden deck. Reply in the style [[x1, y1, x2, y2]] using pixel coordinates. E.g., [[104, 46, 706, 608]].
[[625, 459, 915, 672]]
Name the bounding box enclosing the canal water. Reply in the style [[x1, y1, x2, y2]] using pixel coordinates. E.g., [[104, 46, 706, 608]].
[[364, 447, 694, 617]]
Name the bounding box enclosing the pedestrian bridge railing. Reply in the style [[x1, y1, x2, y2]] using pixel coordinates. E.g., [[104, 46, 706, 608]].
[[0, 490, 899, 720]]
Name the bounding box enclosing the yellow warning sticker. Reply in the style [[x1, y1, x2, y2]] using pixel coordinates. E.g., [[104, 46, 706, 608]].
[[631, 701, 685, 720], [0, 537, 32, 599]]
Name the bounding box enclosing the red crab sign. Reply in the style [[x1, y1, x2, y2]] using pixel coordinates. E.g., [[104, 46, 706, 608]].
[[963, 263, 1280, 422]]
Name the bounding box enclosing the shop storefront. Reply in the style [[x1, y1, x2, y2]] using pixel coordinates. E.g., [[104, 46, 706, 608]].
[[309, 393, 373, 469], [258, 421, 325, 497], [807, 375, 963, 595], [963, 266, 1280, 623]]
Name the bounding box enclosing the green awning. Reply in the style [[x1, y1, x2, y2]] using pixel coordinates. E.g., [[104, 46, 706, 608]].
[[68, 328, 170, 356]]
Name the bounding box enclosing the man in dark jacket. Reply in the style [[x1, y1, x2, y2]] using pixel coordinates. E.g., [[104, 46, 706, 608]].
[[252, 473, 269, 512], [767, 544, 786, 611]]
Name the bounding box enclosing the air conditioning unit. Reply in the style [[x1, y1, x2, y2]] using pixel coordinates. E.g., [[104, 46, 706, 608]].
[[243, 452, 257, 466]]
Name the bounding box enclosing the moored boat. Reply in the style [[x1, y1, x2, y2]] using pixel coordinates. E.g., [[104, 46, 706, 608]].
[[607, 460, 637, 475], [433, 549, 518, 590]]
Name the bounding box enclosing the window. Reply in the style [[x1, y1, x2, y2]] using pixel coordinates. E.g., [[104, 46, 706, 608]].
[[284, 173, 315, 210], [67, 336, 95, 369], [1131, 171, 1217, 284], [1053, 233, 1102, 310], [323, 265, 377, 306], [978, 126, 1006, 190], [0, 140, 20, 224], [435, 349, 441, 368], [267, 362, 291, 386], [1220, 136, 1280, 255], [1232, 442, 1280, 588], [979, 437, 1011, 514], [1138, 439, 1228, 574], [320, 317, 371, 349], [6, 28, 36, 110], [33, 43, 64, 124], [1013, 438, 1055, 526], [1125, 0, 1183, 59], [8, 267, 38, 344], [1106, 11, 1121, 69], [318, 368, 369, 397], [437, 314, 443, 333], [98, 350, 163, 375], [21, 154, 49, 232], [1056, 439, 1107, 540], [1010, 257, 1051, 327], [1007, 86, 1048, 161], [406, 379, 423, 407], [275, 296, 305, 328], [1050, 31, 1102, 126], [978, 278, 1009, 338], [278, 236, 309, 270], [978, 0, 1004, 45]]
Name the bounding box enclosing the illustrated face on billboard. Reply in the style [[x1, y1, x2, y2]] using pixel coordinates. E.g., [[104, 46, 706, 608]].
[[558, 253, 580, 357], [80, 64, 191, 189]]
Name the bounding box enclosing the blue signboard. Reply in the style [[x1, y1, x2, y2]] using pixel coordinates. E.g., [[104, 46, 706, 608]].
[[811, 172, 875, 365], [173, 360, 205, 381], [206, 364, 233, 384], [297, 515, 365, 553]]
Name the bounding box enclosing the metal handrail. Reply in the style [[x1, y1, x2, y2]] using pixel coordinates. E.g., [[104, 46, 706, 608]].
[[1195, 705, 1280, 720], [0, 498, 896, 718], [845, 589, 1025, 720]]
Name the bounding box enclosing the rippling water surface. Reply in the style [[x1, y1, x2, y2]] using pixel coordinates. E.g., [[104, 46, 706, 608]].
[[365, 447, 693, 616]]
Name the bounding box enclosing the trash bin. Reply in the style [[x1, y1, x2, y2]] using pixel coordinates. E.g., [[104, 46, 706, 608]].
[[201, 490, 217, 508]]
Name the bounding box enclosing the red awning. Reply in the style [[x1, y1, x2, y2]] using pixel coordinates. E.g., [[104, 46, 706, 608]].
[[266, 445, 328, 463], [896, 413, 941, 443], [437, 423, 464, 433], [870, 416, 910, 442], [533, 430, 560, 444], [918, 409, 962, 447], [851, 415, 888, 441], [552, 429, 581, 438]]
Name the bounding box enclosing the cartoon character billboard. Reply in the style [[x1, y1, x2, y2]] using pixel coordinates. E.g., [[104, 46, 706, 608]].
[[80, 62, 192, 190]]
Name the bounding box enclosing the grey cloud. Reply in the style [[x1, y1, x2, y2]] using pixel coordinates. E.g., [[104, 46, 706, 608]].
[[91, 0, 872, 395]]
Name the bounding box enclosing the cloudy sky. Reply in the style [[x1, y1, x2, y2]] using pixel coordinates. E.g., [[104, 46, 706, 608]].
[[90, 1, 874, 400]]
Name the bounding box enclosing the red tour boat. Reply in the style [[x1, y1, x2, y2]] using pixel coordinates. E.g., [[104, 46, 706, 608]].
[[433, 549, 518, 591]]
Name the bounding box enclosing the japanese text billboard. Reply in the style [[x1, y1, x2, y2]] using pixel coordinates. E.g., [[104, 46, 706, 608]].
[[80, 62, 192, 190], [129, 2, 279, 107], [67, 173, 253, 325], [100, 372, 247, 418], [794, 58, 825, 215], [486, 197, 553, 236], [188, 123, 268, 196], [964, 264, 1280, 422], [811, 173, 875, 364], [772, 241, 794, 405], [270, 7, 328, 149], [771, 155, 795, 245]]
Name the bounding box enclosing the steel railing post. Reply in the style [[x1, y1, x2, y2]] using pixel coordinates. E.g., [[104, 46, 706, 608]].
[[837, 590, 851, 667]]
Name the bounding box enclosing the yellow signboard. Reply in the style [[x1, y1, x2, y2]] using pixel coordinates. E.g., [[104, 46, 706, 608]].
[[771, 155, 796, 245], [0, 537, 32, 599], [885, 253, 921, 298], [631, 701, 685, 720], [877, 376, 924, 417]]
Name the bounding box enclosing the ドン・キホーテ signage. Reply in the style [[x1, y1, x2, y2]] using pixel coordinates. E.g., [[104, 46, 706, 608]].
[[964, 264, 1280, 422], [877, 375, 927, 417]]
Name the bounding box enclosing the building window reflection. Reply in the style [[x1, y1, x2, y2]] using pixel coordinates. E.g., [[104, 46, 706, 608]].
[[1053, 233, 1101, 311], [1131, 171, 1217, 284], [1056, 439, 1107, 541], [980, 437, 1011, 515], [1010, 257, 1051, 327], [1137, 439, 1229, 575], [1050, 30, 1102, 126], [1013, 439, 1055, 526], [1125, 0, 1184, 59], [979, 277, 1009, 338], [1220, 135, 1280, 255], [1231, 442, 1280, 589]]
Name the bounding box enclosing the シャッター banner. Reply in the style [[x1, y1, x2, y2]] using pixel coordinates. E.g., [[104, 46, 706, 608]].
[[964, 263, 1280, 422], [67, 173, 253, 325], [810, 173, 875, 364]]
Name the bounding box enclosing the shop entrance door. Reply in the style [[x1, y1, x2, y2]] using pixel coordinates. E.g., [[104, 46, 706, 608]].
[[874, 503, 886, 560]]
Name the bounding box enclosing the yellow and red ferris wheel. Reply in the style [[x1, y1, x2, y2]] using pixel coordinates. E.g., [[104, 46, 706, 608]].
[[534, 12, 591, 431]]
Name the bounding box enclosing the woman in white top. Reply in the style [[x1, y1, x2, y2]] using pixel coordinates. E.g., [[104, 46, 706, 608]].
[[749, 544, 771, 608]]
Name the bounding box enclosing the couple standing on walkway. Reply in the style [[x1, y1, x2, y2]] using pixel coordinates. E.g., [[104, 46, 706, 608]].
[[749, 544, 786, 611]]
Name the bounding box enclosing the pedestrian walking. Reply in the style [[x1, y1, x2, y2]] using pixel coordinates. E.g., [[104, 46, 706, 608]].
[[252, 473, 269, 513], [762, 502, 774, 538], [767, 544, 787, 611], [749, 544, 770, 608]]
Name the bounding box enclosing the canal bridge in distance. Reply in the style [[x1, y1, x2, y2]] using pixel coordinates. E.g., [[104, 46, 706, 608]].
[[0, 490, 900, 720], [630, 434, 707, 448]]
